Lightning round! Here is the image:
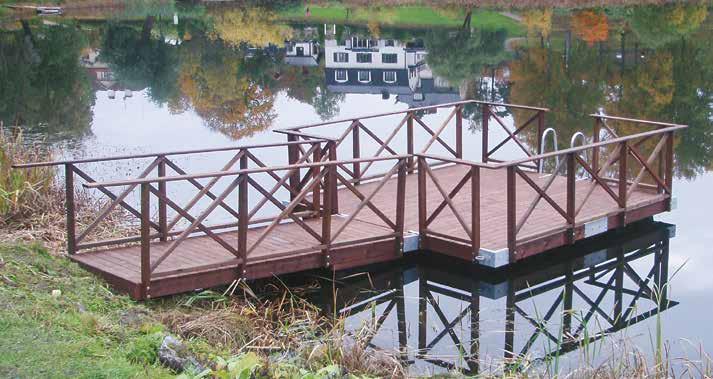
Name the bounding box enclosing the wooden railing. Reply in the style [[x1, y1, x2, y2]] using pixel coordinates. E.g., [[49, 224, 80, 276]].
[[275, 100, 548, 184], [80, 156, 408, 298], [481, 102, 548, 170], [13, 140, 329, 255], [417, 122, 684, 263]]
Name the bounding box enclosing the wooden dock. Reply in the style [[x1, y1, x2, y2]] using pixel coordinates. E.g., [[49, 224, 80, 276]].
[[14, 100, 686, 299]]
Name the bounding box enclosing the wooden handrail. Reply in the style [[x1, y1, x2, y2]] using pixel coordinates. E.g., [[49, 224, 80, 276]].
[[275, 100, 549, 132], [12, 139, 327, 168], [589, 114, 686, 128], [83, 155, 411, 188], [416, 124, 687, 170]]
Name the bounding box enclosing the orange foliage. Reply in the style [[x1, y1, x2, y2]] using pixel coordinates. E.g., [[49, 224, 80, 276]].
[[571, 10, 609, 46]]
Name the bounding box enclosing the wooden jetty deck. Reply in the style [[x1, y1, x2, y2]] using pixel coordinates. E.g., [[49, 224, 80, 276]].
[[14, 100, 686, 299]]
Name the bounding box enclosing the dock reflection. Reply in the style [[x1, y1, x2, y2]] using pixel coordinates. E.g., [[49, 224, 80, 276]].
[[321, 221, 678, 374]]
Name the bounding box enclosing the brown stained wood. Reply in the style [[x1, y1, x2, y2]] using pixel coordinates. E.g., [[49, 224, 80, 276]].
[[412, 115, 459, 157], [65, 164, 77, 255], [69, 162, 669, 300]]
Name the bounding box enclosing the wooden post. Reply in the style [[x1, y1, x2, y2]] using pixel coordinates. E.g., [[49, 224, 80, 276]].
[[506, 166, 516, 263], [566, 152, 576, 244], [471, 166, 480, 262], [312, 147, 321, 214], [352, 122, 361, 185], [322, 162, 334, 267], [395, 160, 407, 255], [456, 106, 463, 159], [665, 131, 674, 210], [287, 133, 300, 202], [537, 110, 545, 171], [157, 156, 168, 242], [481, 104, 489, 163], [238, 153, 248, 276], [417, 157, 427, 240], [407, 114, 414, 174], [618, 141, 628, 226], [140, 183, 151, 300], [328, 141, 339, 214], [592, 117, 601, 175], [64, 164, 77, 255]]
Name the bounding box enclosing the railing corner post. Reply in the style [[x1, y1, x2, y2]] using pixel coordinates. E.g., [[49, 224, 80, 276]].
[[322, 163, 335, 268], [407, 113, 414, 174], [665, 131, 674, 210], [456, 106, 463, 159], [140, 182, 151, 300], [506, 166, 516, 263], [328, 141, 339, 214], [157, 156, 168, 242], [287, 133, 300, 202], [238, 164, 249, 277], [395, 159, 407, 255], [64, 163, 77, 255], [592, 117, 601, 175], [417, 157, 427, 240], [481, 104, 489, 163], [471, 166, 480, 262], [566, 152, 576, 244], [352, 122, 361, 185], [618, 141, 628, 227]]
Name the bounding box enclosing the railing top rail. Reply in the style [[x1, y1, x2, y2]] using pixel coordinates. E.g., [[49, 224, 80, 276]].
[[589, 114, 687, 128], [276, 100, 549, 131], [418, 124, 687, 170], [83, 155, 410, 188], [13, 139, 328, 169]]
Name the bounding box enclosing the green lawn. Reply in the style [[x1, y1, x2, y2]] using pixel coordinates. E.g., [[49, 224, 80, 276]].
[[0, 244, 174, 378], [279, 4, 525, 35]]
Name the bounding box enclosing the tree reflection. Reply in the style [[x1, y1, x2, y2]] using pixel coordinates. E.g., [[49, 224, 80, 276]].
[[0, 23, 94, 139], [425, 27, 511, 85], [171, 36, 277, 139], [100, 18, 180, 106], [508, 8, 713, 179]]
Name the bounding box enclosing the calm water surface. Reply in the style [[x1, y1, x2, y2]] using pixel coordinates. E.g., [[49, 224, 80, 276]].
[[2, 2, 713, 375]]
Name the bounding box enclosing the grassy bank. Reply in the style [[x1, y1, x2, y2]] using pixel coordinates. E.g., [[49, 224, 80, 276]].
[[0, 243, 174, 377], [278, 4, 525, 34], [0, 243, 402, 378]]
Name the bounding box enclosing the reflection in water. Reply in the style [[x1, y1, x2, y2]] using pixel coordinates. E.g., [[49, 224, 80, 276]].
[[321, 221, 676, 375], [3, 4, 712, 178]]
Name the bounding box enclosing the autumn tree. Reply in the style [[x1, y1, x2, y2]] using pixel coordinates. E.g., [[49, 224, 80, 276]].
[[208, 7, 292, 48], [570, 10, 609, 46], [627, 4, 708, 48], [522, 9, 552, 41]]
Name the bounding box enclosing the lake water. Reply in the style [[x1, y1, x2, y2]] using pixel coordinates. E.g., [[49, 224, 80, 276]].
[[2, 2, 713, 375]]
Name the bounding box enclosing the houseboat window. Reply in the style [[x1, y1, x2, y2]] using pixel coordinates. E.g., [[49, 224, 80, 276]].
[[381, 53, 398, 64], [352, 37, 370, 48], [335, 70, 348, 82], [356, 53, 372, 63], [385, 40, 395, 47], [358, 71, 371, 83], [383, 71, 397, 83], [333, 52, 349, 63]]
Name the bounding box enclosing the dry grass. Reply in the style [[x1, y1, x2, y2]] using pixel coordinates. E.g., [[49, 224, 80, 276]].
[[158, 281, 407, 378], [0, 126, 134, 255]]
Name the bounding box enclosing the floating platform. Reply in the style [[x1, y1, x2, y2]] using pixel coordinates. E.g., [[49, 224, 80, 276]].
[[15, 100, 684, 299]]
